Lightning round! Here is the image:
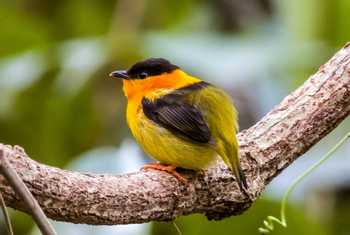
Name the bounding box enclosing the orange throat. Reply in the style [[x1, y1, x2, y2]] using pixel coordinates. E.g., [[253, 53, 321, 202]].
[[122, 69, 201, 100]]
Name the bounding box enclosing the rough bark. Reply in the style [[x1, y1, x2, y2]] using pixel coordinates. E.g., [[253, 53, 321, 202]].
[[1, 43, 350, 225]]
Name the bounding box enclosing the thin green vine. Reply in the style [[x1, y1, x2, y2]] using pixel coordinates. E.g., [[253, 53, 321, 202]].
[[172, 221, 183, 235], [259, 131, 350, 234]]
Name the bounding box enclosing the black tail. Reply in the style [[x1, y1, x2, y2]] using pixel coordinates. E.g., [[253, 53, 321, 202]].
[[237, 166, 248, 192]]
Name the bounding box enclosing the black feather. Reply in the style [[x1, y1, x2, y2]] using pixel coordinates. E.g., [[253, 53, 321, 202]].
[[127, 58, 179, 79], [142, 81, 211, 143]]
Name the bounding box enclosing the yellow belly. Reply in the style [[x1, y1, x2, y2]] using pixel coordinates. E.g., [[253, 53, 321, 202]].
[[127, 101, 217, 170]]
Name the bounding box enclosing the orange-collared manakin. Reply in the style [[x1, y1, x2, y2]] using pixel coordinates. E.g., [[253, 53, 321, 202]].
[[110, 58, 247, 190]]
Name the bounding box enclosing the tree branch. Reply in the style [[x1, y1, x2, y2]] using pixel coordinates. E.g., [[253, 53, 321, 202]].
[[1, 43, 350, 225], [0, 148, 56, 235]]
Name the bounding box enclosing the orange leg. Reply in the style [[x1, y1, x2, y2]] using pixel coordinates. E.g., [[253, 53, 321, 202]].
[[142, 163, 188, 184]]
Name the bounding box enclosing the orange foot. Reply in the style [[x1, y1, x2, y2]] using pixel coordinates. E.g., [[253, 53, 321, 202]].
[[142, 163, 188, 184]]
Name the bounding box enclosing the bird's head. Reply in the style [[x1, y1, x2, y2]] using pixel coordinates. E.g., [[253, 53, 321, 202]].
[[109, 58, 199, 99]]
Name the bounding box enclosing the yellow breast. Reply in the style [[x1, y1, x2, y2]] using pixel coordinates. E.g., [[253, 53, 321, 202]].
[[126, 88, 171, 140]]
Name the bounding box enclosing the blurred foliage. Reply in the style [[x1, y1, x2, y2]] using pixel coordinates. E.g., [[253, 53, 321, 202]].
[[151, 198, 329, 235], [0, 0, 350, 234], [279, 0, 350, 47], [8, 209, 33, 235], [0, 2, 50, 56]]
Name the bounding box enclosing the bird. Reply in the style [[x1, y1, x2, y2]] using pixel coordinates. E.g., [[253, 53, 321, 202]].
[[109, 58, 247, 191]]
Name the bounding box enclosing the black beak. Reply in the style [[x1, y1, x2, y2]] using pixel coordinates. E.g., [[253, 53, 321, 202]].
[[109, 70, 129, 79]]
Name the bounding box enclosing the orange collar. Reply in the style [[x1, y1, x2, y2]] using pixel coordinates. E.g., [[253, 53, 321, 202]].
[[122, 69, 200, 100]]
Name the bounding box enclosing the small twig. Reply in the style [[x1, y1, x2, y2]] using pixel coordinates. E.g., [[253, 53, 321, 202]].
[[0, 191, 14, 235], [0, 149, 57, 235]]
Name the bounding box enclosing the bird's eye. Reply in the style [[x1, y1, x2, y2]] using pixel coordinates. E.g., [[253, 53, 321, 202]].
[[139, 72, 148, 79]]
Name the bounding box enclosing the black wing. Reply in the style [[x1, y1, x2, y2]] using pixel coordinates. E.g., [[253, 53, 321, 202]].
[[142, 96, 211, 143]]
